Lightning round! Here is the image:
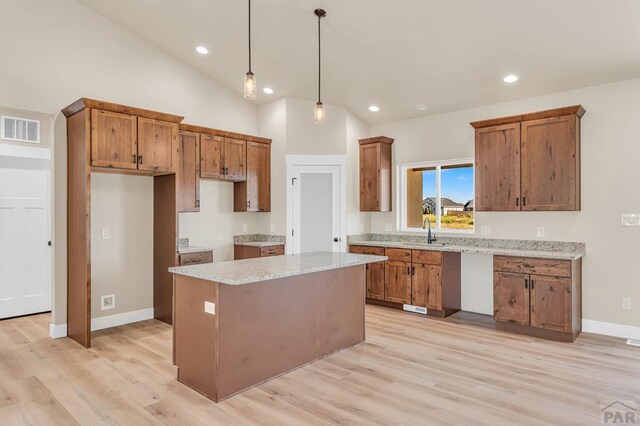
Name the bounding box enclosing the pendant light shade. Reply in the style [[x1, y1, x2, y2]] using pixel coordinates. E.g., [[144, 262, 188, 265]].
[[314, 8, 326, 125], [244, 0, 257, 99]]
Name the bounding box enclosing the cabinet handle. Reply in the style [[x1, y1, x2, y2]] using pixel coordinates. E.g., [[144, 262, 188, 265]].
[[522, 196, 526, 206], [132, 154, 136, 163], [524, 278, 529, 289], [411, 266, 415, 275], [138, 155, 143, 164], [196, 200, 200, 208], [247, 200, 251, 208], [407, 266, 410, 275], [531, 279, 535, 290], [225, 167, 229, 175], [516, 197, 519, 207], [366, 264, 369, 270], [221, 168, 225, 175]]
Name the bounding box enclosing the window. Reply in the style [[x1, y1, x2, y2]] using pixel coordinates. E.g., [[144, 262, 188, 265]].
[[399, 159, 474, 232], [1, 116, 40, 144]]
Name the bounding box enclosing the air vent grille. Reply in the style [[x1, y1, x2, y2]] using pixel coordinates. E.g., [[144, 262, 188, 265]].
[[1, 115, 40, 144]]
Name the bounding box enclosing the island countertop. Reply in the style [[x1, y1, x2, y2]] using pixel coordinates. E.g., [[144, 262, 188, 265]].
[[168, 251, 387, 285]]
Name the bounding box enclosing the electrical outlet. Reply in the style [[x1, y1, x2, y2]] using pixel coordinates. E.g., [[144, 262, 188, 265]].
[[622, 298, 631, 310], [101, 228, 110, 240], [101, 295, 115, 310], [270, 224, 275, 233], [204, 301, 216, 315], [537, 227, 545, 238], [480, 225, 491, 236], [242, 224, 248, 233], [621, 214, 640, 226]]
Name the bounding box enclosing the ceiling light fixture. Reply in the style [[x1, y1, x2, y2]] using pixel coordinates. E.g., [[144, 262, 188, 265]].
[[195, 46, 209, 55], [503, 74, 519, 83], [243, 0, 257, 99], [415, 104, 429, 111], [368, 105, 380, 112], [263, 87, 274, 94], [314, 8, 327, 125]]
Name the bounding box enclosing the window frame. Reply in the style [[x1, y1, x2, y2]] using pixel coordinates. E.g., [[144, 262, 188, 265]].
[[397, 157, 475, 234]]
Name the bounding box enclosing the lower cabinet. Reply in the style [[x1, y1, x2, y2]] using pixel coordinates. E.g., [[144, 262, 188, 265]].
[[348, 245, 385, 300], [178, 251, 213, 266], [234, 244, 284, 260], [493, 255, 581, 341], [412, 263, 442, 311], [385, 261, 412, 304]]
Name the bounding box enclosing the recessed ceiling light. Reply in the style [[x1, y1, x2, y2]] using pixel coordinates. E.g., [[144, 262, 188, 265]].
[[503, 74, 519, 83], [263, 87, 274, 94], [196, 46, 209, 55], [415, 104, 429, 111], [368, 105, 380, 112]]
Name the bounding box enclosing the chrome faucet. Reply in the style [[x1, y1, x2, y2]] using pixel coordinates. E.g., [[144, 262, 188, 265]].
[[422, 217, 437, 244]]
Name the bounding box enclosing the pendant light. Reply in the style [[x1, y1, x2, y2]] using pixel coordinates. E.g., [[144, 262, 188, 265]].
[[244, 0, 257, 99], [314, 8, 327, 125]]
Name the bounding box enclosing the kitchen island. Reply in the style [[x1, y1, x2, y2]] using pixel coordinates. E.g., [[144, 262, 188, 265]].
[[168, 251, 387, 402]]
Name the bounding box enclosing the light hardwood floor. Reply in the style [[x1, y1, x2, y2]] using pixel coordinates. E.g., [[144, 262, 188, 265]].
[[0, 306, 638, 425]]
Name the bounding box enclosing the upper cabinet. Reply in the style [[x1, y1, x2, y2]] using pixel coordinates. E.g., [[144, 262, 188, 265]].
[[471, 105, 584, 212], [178, 131, 200, 213], [359, 136, 394, 212], [234, 141, 271, 212], [200, 135, 246, 181], [137, 117, 179, 173], [223, 138, 247, 181], [90, 109, 138, 170]]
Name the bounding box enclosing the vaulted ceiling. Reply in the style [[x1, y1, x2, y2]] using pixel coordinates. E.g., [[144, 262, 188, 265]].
[[75, 0, 640, 124]]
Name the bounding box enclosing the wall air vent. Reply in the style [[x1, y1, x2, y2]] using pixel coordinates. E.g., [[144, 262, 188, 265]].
[[1, 115, 40, 144]]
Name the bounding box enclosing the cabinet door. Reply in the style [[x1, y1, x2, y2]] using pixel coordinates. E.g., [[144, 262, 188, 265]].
[[90, 109, 137, 170], [178, 131, 200, 212], [200, 135, 225, 179], [475, 123, 521, 211], [366, 262, 385, 301], [494, 272, 529, 325], [530, 275, 572, 332], [521, 115, 579, 211], [412, 264, 442, 310], [385, 261, 412, 304], [224, 138, 246, 181], [137, 117, 178, 173], [245, 142, 270, 211], [360, 143, 380, 211]]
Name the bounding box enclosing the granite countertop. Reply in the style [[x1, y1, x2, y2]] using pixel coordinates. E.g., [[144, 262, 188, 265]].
[[348, 234, 585, 260], [169, 251, 387, 285], [234, 241, 284, 247], [178, 245, 214, 255], [233, 234, 285, 248]]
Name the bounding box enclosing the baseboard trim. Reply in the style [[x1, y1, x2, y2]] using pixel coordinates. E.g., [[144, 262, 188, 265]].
[[49, 308, 155, 338], [582, 319, 640, 340], [49, 323, 67, 339]]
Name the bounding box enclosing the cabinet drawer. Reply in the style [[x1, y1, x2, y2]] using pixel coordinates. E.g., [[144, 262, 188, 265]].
[[385, 248, 412, 262], [179, 251, 213, 266], [412, 250, 442, 265], [349, 245, 385, 256], [260, 245, 284, 257], [493, 256, 571, 278]]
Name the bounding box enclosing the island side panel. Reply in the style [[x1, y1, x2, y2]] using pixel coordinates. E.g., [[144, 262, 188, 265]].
[[216, 265, 366, 401], [174, 275, 219, 401]]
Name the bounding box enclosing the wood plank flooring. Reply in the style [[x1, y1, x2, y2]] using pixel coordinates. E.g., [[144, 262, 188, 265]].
[[0, 307, 638, 425]]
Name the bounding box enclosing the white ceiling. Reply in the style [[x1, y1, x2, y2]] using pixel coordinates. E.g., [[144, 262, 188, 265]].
[[75, 0, 640, 125]]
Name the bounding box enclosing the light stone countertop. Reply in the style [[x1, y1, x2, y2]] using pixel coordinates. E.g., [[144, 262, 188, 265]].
[[234, 241, 284, 248], [178, 245, 214, 255], [348, 234, 585, 260], [169, 251, 387, 285]]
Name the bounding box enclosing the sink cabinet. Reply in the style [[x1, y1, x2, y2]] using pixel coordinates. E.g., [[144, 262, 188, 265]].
[[493, 255, 581, 342]]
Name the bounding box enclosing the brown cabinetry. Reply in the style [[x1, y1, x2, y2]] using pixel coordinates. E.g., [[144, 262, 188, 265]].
[[178, 131, 200, 212], [472, 106, 584, 212], [493, 255, 581, 341], [224, 138, 247, 181], [359, 136, 393, 212], [200, 136, 246, 181], [234, 244, 284, 260], [349, 245, 385, 300], [179, 251, 213, 266], [234, 141, 271, 212], [138, 118, 179, 173], [385, 261, 412, 304]]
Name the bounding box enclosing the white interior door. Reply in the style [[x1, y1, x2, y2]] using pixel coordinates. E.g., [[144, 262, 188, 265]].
[[292, 165, 341, 254], [0, 167, 51, 319]]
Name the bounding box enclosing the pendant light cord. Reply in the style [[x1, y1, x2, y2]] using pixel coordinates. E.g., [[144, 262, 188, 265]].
[[317, 12, 321, 103], [248, 0, 252, 73]]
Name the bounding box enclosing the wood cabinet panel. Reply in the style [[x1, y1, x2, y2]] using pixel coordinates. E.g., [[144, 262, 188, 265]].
[[235, 142, 270, 212], [530, 275, 572, 332], [178, 131, 200, 212], [385, 261, 412, 304], [137, 118, 178, 173], [412, 250, 442, 266], [521, 115, 579, 211], [385, 248, 412, 263], [359, 137, 393, 212], [349, 245, 385, 256], [366, 262, 385, 301], [494, 271, 530, 326], [200, 135, 225, 179], [234, 244, 284, 260], [494, 256, 571, 278], [475, 123, 521, 211], [90, 109, 137, 170], [412, 264, 442, 310], [224, 138, 246, 181], [179, 251, 213, 266], [260, 246, 284, 257]]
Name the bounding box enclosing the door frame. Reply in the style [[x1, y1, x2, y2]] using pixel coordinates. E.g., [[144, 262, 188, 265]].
[[286, 155, 347, 254]]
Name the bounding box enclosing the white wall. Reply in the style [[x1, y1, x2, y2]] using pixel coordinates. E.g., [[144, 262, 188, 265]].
[[0, 0, 260, 325], [372, 78, 640, 327]]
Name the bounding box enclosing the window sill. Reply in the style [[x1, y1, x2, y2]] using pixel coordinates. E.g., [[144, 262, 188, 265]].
[[399, 227, 476, 235]]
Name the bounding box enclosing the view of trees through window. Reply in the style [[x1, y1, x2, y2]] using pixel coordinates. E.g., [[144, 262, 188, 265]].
[[404, 162, 474, 231]]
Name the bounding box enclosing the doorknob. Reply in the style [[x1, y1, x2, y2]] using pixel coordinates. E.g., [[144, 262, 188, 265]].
[[333, 237, 340, 242], [47, 241, 52, 247]]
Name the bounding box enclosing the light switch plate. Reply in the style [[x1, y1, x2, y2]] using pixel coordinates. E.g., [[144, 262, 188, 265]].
[[621, 214, 640, 227], [270, 224, 275, 233], [622, 298, 631, 310], [204, 301, 216, 315], [537, 227, 545, 237], [101, 228, 110, 240], [480, 225, 491, 236]]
